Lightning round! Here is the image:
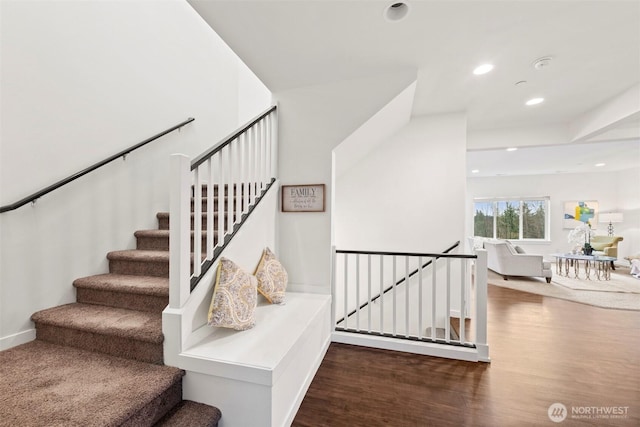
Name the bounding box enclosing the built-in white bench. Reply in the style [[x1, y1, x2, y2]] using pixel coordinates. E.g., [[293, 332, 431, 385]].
[[169, 292, 331, 427]]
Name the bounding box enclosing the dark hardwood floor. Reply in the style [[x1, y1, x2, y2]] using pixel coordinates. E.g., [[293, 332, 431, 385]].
[[293, 285, 640, 426]]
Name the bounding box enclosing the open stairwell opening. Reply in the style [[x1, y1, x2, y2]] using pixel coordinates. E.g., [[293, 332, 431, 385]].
[[331, 242, 490, 363]]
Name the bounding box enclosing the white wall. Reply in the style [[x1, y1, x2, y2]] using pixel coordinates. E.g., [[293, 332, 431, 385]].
[[335, 113, 468, 253], [0, 0, 270, 348], [334, 80, 416, 178], [274, 70, 417, 292], [466, 167, 640, 262]]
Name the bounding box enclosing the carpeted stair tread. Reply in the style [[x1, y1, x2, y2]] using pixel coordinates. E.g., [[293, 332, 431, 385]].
[[134, 229, 211, 239], [0, 340, 184, 427], [154, 400, 222, 427], [74, 273, 169, 297], [108, 249, 171, 263], [32, 302, 163, 344]]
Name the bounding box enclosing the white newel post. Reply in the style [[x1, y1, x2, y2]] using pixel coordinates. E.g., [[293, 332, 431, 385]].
[[474, 249, 490, 362], [169, 154, 191, 309]]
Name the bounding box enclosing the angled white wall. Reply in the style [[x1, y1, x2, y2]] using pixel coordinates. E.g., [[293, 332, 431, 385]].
[[334, 80, 416, 177], [335, 113, 468, 254]]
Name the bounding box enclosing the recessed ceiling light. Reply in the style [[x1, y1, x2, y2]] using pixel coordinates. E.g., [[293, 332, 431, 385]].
[[595, 163, 606, 167], [506, 147, 518, 152], [384, 2, 410, 22], [473, 64, 494, 75], [532, 56, 553, 70], [526, 97, 544, 106], [471, 169, 480, 174]]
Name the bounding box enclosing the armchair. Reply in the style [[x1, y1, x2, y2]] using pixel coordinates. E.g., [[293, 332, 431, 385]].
[[484, 241, 552, 283], [590, 235, 623, 269], [590, 235, 623, 258]]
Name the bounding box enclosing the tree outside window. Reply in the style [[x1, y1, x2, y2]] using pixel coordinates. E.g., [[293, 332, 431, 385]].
[[473, 201, 494, 238], [496, 201, 520, 239], [522, 200, 546, 239]]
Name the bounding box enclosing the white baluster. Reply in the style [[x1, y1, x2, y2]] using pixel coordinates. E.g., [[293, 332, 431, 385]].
[[344, 253, 349, 330], [355, 254, 360, 331], [431, 257, 436, 340], [258, 119, 264, 191], [459, 259, 466, 345], [242, 133, 249, 215], [193, 167, 202, 277], [236, 137, 243, 223], [217, 147, 225, 246], [379, 255, 384, 334], [265, 116, 271, 180], [418, 256, 423, 340], [445, 258, 451, 343], [206, 158, 214, 259], [227, 143, 235, 232], [367, 254, 372, 333], [253, 125, 259, 201], [405, 256, 410, 337], [392, 256, 397, 336]]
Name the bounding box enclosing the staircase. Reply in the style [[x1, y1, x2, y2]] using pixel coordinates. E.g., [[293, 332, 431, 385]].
[[0, 199, 224, 426]]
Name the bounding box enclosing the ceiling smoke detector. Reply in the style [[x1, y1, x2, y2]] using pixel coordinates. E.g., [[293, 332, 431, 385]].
[[532, 56, 553, 70]]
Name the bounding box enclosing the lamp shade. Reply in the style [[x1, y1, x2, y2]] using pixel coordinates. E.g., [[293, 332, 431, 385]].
[[599, 212, 624, 223]]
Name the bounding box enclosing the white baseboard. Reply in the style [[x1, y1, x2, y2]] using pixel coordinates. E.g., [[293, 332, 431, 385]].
[[0, 329, 36, 351]]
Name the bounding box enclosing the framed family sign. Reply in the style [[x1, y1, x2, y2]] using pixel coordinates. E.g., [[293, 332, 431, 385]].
[[281, 184, 325, 212]]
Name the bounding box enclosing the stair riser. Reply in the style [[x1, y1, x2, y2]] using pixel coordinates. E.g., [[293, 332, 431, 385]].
[[110, 259, 169, 278], [191, 198, 245, 211], [193, 184, 249, 198], [136, 234, 215, 252], [121, 380, 183, 427], [35, 324, 164, 364], [76, 288, 168, 313], [157, 215, 231, 231]]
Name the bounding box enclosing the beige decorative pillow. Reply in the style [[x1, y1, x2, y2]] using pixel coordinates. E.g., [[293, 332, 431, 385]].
[[254, 248, 288, 304], [207, 257, 257, 331]]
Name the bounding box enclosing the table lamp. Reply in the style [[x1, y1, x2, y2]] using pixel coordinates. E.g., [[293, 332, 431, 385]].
[[599, 212, 623, 236]]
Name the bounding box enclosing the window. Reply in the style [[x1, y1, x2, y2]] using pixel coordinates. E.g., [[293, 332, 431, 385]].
[[473, 197, 549, 241]]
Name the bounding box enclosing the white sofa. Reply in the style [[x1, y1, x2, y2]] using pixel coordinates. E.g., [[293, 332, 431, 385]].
[[483, 241, 552, 283]]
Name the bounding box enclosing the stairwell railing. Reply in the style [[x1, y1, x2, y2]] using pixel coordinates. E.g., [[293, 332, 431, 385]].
[[169, 106, 277, 308], [331, 245, 489, 362]]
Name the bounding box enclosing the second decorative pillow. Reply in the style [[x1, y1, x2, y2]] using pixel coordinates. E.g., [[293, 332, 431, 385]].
[[254, 247, 288, 304]]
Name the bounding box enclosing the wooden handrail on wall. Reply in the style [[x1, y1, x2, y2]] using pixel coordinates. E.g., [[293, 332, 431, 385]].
[[0, 117, 195, 213]]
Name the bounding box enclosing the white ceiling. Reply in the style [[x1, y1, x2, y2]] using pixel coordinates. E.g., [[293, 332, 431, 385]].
[[189, 0, 640, 175]]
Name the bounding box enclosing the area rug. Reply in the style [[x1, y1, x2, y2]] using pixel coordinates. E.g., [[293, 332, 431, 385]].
[[487, 267, 640, 311], [552, 269, 640, 294]]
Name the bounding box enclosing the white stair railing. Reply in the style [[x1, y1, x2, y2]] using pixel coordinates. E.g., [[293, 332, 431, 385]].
[[331, 246, 489, 362], [169, 106, 277, 309]]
